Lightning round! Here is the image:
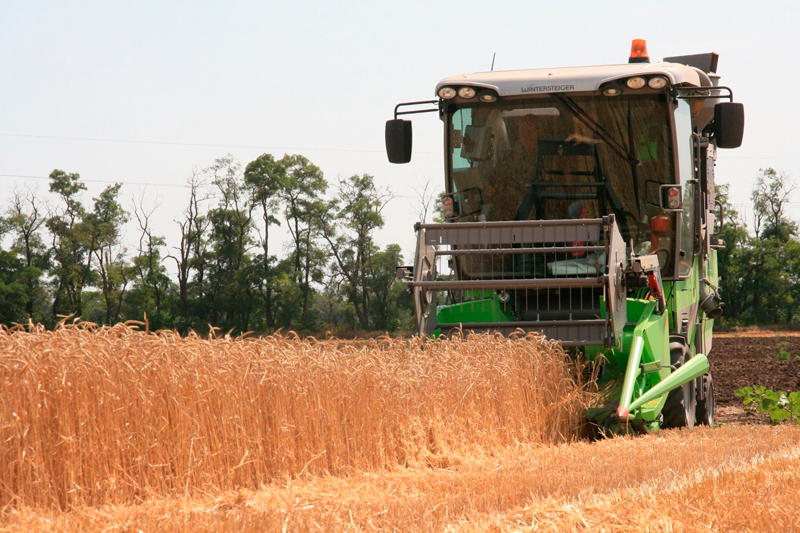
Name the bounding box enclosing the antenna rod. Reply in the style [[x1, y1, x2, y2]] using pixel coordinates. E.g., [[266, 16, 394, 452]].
[[491, 52, 496, 71]]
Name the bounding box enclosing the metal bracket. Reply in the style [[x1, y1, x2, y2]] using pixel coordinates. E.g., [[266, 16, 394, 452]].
[[393, 100, 440, 120], [672, 85, 734, 102], [641, 360, 677, 374], [395, 266, 413, 280], [630, 253, 666, 313]]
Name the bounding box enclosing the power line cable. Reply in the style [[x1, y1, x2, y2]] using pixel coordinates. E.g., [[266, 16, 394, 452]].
[[0, 132, 441, 155], [0, 173, 188, 188]]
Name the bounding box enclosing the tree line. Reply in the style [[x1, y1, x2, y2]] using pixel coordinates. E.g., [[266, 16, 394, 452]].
[[0, 154, 413, 334], [716, 167, 800, 327], [0, 159, 796, 332]]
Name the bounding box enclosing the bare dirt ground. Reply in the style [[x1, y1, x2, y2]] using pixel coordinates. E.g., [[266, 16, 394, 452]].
[[709, 334, 800, 424]]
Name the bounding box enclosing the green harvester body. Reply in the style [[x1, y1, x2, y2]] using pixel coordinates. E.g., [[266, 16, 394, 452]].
[[387, 43, 743, 431]]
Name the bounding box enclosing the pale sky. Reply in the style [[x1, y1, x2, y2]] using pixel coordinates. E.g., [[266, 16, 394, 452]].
[[2, 1, 799, 265]]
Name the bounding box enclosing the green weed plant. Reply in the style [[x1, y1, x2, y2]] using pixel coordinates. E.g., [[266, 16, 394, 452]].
[[776, 341, 792, 361], [734, 385, 800, 425]]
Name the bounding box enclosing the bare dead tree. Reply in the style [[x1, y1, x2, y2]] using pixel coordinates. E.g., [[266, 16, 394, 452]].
[[7, 186, 49, 317], [411, 177, 437, 223], [132, 189, 166, 326], [751, 168, 797, 240], [167, 169, 210, 325]]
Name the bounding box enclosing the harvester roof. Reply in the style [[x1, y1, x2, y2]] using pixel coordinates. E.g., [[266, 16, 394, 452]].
[[435, 61, 705, 97]]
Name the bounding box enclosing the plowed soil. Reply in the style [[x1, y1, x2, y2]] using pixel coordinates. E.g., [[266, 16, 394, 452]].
[[710, 333, 800, 423]]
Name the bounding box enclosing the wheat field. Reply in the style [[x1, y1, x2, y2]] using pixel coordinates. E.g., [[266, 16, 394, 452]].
[[0, 322, 588, 511], [3, 324, 800, 532]]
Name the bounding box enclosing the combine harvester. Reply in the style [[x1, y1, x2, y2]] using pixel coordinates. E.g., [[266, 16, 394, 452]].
[[386, 40, 744, 432]]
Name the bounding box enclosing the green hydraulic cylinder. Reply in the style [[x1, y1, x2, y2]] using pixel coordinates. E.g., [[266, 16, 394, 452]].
[[628, 354, 709, 413], [616, 334, 645, 420], [616, 353, 710, 419]]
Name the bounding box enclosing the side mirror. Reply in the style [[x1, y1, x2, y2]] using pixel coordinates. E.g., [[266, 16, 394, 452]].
[[386, 119, 412, 164], [461, 125, 492, 161], [713, 102, 745, 149]]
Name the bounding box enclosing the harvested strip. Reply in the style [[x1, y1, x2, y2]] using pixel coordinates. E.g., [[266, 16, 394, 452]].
[[3, 425, 799, 531], [488, 436, 800, 532]]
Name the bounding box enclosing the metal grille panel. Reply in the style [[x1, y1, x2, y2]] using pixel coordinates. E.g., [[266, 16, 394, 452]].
[[411, 217, 626, 346]]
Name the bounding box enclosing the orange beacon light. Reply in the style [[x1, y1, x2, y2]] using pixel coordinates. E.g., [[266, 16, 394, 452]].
[[629, 39, 650, 63]]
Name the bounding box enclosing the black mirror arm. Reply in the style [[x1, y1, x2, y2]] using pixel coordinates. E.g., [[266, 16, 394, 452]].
[[673, 86, 734, 103], [394, 100, 440, 119]]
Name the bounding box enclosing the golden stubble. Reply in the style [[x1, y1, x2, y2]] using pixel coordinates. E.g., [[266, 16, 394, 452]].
[[3, 425, 800, 532]]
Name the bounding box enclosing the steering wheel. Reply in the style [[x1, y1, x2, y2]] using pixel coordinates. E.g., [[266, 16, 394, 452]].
[[650, 247, 672, 273]]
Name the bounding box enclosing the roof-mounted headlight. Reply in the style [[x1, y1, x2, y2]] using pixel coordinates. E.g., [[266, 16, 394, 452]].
[[458, 87, 476, 99], [602, 83, 623, 97], [477, 90, 498, 103], [438, 87, 457, 99], [626, 77, 646, 89], [648, 76, 668, 89]]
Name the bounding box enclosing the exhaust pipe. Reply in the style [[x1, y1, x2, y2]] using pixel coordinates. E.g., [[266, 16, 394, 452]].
[[699, 280, 723, 319]]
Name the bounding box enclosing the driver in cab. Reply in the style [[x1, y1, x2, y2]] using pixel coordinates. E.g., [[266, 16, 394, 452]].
[[507, 113, 541, 175], [482, 114, 541, 221]]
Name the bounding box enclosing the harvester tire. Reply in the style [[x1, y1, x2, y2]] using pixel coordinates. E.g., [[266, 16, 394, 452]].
[[695, 373, 715, 426], [662, 344, 696, 429]]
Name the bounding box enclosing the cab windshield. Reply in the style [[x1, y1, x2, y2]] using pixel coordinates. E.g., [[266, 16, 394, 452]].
[[447, 94, 676, 274]]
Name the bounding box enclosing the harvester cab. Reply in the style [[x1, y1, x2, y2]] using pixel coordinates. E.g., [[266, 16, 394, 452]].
[[386, 40, 744, 432]]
